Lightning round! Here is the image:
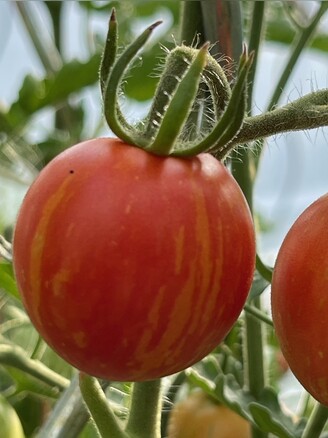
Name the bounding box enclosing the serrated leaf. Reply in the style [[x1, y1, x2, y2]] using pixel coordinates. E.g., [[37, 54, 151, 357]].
[[214, 374, 254, 421], [250, 388, 306, 438], [187, 366, 307, 437], [213, 373, 306, 437]]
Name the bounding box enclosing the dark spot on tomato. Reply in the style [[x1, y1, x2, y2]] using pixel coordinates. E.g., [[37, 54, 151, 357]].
[[69, 170, 74, 174]]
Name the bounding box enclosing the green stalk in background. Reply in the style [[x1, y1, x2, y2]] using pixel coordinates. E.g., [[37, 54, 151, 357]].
[[230, 3, 267, 438]]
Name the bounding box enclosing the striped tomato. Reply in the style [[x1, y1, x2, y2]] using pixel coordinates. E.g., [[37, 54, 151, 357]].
[[13, 138, 255, 381], [271, 194, 328, 405]]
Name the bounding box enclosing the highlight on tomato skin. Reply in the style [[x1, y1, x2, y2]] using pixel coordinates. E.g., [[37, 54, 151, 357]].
[[12, 137, 256, 382], [271, 193, 328, 406]]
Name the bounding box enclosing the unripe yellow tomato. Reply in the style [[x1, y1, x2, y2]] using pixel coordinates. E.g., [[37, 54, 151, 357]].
[[168, 390, 251, 438], [0, 395, 25, 438]]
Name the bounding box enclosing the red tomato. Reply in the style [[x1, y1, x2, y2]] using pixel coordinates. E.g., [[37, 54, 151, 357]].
[[168, 390, 251, 438], [13, 138, 255, 381], [271, 194, 328, 405]]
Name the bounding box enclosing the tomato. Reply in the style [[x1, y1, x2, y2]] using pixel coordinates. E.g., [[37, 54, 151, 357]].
[[13, 138, 255, 381], [271, 194, 328, 405], [168, 390, 251, 438]]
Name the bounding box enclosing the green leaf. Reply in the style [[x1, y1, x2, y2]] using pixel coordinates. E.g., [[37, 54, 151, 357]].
[[249, 388, 307, 438], [214, 374, 306, 438], [5, 55, 101, 126], [187, 356, 221, 392], [0, 262, 20, 302], [189, 362, 307, 438], [249, 271, 270, 301]]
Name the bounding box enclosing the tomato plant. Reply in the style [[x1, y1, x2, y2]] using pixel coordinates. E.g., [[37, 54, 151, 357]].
[[13, 137, 255, 381], [2, 1, 328, 437], [167, 390, 251, 438], [271, 194, 328, 406]]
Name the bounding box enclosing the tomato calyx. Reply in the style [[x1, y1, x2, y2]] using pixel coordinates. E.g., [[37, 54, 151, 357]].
[[100, 8, 253, 159]]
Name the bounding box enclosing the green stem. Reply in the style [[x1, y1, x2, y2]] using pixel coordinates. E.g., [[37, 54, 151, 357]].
[[179, 1, 210, 135], [201, 0, 242, 66], [179, 1, 204, 46], [234, 5, 267, 438], [301, 403, 328, 438], [15, 1, 62, 74], [231, 151, 253, 209], [0, 343, 69, 390], [173, 48, 252, 158], [247, 1, 266, 114], [38, 374, 105, 438], [44, 1, 63, 52], [231, 89, 328, 147], [79, 373, 127, 438], [125, 380, 162, 438], [243, 304, 273, 327], [267, 2, 328, 111], [244, 296, 267, 438], [148, 44, 208, 155], [161, 372, 186, 437], [16, 1, 76, 134]]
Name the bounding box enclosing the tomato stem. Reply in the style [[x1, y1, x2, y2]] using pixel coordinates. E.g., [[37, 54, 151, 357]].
[[146, 43, 209, 156], [172, 46, 253, 158], [101, 10, 327, 159], [145, 44, 231, 146], [125, 380, 162, 438], [37, 374, 109, 437], [229, 89, 328, 148], [301, 403, 328, 438], [0, 343, 69, 391], [79, 373, 128, 438], [266, 2, 328, 112], [179, 1, 204, 47], [243, 304, 273, 327]]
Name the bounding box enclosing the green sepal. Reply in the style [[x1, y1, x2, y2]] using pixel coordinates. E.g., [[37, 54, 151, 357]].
[[147, 43, 209, 156]]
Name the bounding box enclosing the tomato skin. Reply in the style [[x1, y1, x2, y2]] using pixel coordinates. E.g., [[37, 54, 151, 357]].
[[13, 138, 255, 381], [168, 391, 251, 438], [271, 194, 328, 405]]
